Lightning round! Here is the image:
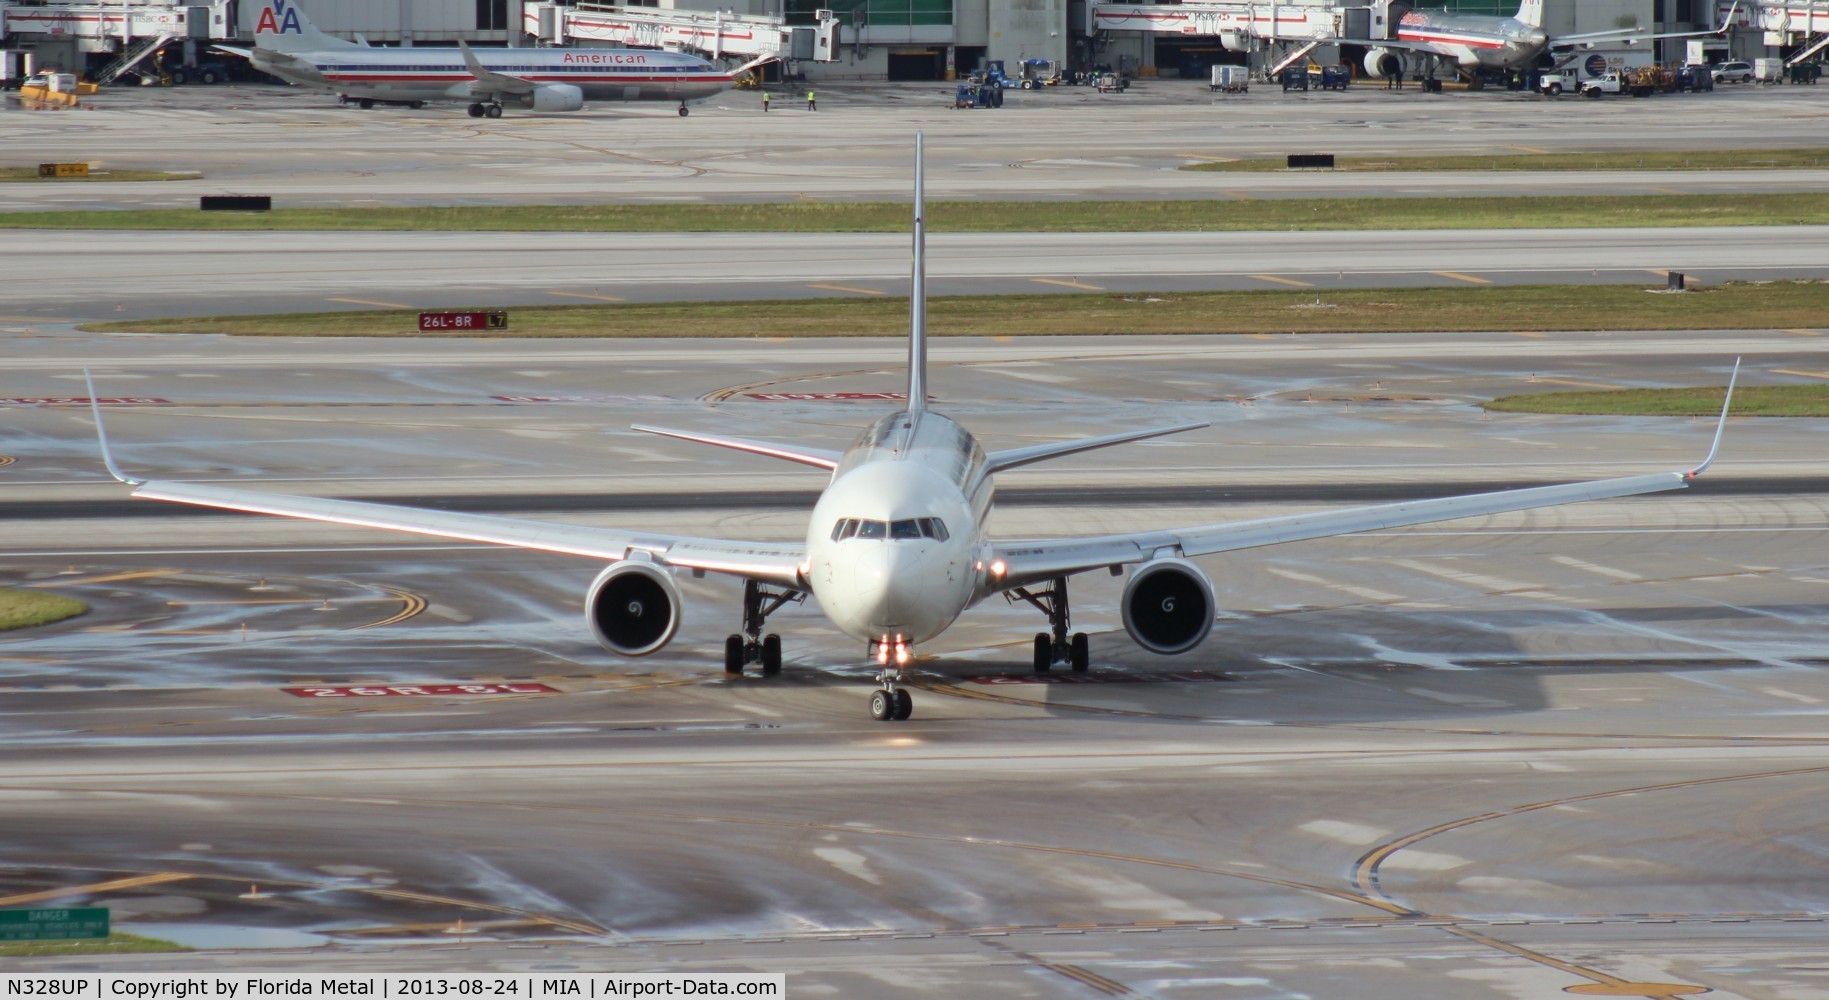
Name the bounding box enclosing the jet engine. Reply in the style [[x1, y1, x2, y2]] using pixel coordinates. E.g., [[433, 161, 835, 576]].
[[1363, 48, 1405, 79], [1120, 559, 1216, 655], [525, 83, 585, 113], [585, 561, 681, 656]]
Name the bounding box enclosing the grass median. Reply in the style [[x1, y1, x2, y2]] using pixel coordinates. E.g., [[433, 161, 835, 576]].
[[0, 588, 89, 630], [0, 167, 200, 183], [1182, 148, 1829, 173], [6, 192, 1829, 233], [0, 932, 187, 958], [1488, 383, 1829, 417], [83, 280, 1829, 339]]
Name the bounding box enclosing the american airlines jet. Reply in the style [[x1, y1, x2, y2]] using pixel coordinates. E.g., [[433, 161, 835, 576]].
[[88, 136, 1738, 723], [223, 0, 766, 117], [1323, 0, 1733, 82]]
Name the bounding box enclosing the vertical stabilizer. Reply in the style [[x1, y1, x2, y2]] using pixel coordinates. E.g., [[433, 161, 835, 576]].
[[1515, 0, 1544, 27], [906, 133, 928, 413], [253, 0, 363, 52]]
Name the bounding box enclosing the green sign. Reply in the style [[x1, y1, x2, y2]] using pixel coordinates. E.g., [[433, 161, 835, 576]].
[[0, 907, 110, 941]]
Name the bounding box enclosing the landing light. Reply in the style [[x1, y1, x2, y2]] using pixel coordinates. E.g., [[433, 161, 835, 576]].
[[989, 560, 1006, 577]]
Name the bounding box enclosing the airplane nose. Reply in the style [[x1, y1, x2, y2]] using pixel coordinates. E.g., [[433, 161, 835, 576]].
[[850, 543, 926, 630]]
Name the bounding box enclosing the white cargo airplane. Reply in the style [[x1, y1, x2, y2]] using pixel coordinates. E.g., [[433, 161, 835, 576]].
[[88, 136, 1739, 723], [221, 0, 767, 117]]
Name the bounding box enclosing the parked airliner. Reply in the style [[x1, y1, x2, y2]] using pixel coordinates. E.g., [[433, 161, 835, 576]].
[[1319, 0, 1734, 81], [88, 135, 1739, 722], [222, 0, 767, 117]]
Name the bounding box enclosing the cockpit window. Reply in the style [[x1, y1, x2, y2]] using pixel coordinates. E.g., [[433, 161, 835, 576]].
[[833, 517, 950, 541]]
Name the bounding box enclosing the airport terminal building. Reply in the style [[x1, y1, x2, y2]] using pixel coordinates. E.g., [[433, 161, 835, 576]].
[[0, 0, 1815, 84]]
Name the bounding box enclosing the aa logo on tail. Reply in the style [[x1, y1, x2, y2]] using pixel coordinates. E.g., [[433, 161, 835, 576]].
[[255, 0, 304, 34]]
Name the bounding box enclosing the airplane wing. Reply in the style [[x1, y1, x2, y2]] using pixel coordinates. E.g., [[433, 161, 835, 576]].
[[988, 363, 1738, 591], [457, 40, 536, 97], [85, 381, 805, 586]]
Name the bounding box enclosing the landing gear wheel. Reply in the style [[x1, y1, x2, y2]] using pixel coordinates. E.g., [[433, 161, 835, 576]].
[[467, 103, 485, 118], [485, 104, 503, 118], [678, 104, 690, 117], [358, 98, 375, 109], [410, 101, 426, 109], [1032, 633, 1053, 673], [894, 689, 913, 720], [1070, 632, 1090, 672], [761, 633, 782, 676], [724, 634, 745, 676], [870, 689, 895, 721]]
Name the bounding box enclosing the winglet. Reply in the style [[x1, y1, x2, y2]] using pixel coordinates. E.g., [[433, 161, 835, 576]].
[[1686, 357, 1739, 479], [1718, 0, 1741, 31], [457, 39, 488, 78], [83, 368, 141, 486]]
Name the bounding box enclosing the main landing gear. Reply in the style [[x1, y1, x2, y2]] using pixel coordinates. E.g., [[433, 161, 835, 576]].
[[1009, 575, 1090, 673], [723, 580, 804, 677], [467, 102, 504, 119], [868, 636, 915, 722]]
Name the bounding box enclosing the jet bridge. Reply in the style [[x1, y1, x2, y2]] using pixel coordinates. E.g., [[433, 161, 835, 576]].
[[1717, 0, 1829, 63], [525, 2, 841, 63], [1089, 1, 1344, 46]]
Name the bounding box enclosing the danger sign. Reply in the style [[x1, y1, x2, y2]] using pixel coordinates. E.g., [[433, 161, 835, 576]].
[[282, 683, 559, 698]]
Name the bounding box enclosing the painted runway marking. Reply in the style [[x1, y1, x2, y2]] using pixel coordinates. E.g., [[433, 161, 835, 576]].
[[1266, 565, 1406, 603], [282, 683, 560, 698], [0, 872, 192, 907], [1781, 329, 1823, 337], [1430, 271, 1492, 285], [546, 291, 626, 303], [1549, 555, 1643, 581], [1772, 368, 1829, 380], [33, 568, 178, 589], [1249, 274, 1314, 288], [1511, 331, 1551, 338], [1389, 558, 1571, 602], [325, 297, 412, 309], [1031, 278, 1106, 291], [806, 283, 887, 296]]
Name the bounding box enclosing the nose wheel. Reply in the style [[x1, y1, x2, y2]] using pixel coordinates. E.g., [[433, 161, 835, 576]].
[[868, 639, 916, 721]]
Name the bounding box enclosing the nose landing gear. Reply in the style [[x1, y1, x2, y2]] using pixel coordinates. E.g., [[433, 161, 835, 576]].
[[678, 101, 690, 117], [868, 637, 916, 721], [723, 580, 803, 677], [1010, 576, 1090, 673]]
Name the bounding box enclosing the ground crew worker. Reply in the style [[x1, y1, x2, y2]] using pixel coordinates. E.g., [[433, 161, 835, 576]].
[[806, 89, 817, 110], [762, 91, 771, 112]]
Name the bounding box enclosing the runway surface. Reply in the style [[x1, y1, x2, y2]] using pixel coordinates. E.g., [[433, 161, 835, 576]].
[[2, 82, 1826, 210], [4, 329, 1829, 995], [7, 226, 1829, 320]]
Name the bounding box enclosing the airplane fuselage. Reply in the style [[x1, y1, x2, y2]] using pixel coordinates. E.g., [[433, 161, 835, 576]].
[[252, 46, 730, 104], [804, 410, 992, 647], [1393, 10, 1549, 69]]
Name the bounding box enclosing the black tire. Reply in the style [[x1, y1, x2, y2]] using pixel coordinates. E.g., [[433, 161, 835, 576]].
[[869, 690, 894, 721], [170, 69, 189, 86], [200, 70, 220, 85], [724, 634, 744, 675], [467, 103, 484, 118], [894, 689, 913, 720], [1585, 87, 1602, 99], [1032, 633, 1052, 673], [1547, 83, 1562, 96], [485, 105, 502, 118], [410, 101, 426, 109], [678, 105, 689, 116], [358, 98, 374, 110], [761, 634, 782, 676], [1070, 633, 1089, 672]]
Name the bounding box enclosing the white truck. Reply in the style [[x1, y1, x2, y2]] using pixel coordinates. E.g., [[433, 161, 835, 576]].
[[1753, 57, 1785, 83], [1209, 65, 1249, 93], [1539, 70, 1623, 97]]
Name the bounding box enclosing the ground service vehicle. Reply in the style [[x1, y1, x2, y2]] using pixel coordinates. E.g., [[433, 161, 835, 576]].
[[1713, 60, 1754, 83], [1677, 65, 1715, 91], [1753, 58, 1785, 83], [1096, 71, 1127, 92], [1537, 70, 1579, 95], [952, 83, 1001, 108], [1209, 65, 1249, 93], [1580, 71, 1626, 97]]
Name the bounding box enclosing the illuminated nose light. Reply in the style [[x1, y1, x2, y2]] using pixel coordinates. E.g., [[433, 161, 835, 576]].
[[989, 560, 1006, 577], [895, 643, 911, 665]]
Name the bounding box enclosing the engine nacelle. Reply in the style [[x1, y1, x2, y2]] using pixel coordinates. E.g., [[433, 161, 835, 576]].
[[1121, 559, 1216, 655], [524, 83, 584, 113], [585, 561, 680, 656], [1363, 48, 1405, 80]]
